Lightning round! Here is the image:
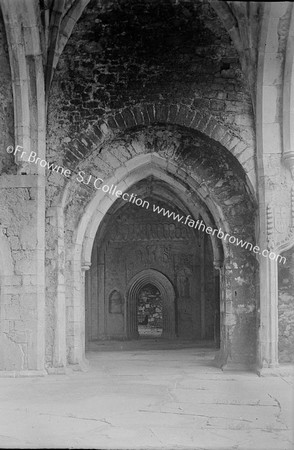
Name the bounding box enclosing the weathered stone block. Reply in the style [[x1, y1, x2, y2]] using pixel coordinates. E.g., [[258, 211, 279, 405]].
[[0, 335, 24, 371]]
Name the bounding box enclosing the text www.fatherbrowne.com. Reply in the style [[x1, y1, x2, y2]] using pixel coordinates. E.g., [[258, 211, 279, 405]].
[[152, 204, 286, 264]]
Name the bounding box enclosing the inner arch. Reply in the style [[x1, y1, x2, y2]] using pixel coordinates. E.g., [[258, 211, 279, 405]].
[[79, 155, 225, 269], [127, 269, 176, 340], [85, 176, 221, 347]]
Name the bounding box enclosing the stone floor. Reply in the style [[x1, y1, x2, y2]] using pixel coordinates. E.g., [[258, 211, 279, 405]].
[[0, 343, 293, 449]]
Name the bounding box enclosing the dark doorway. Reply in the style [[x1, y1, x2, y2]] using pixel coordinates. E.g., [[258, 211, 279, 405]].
[[85, 178, 220, 347], [137, 283, 163, 338]]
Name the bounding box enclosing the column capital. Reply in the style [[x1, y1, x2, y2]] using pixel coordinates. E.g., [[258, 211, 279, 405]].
[[81, 262, 91, 271], [284, 153, 294, 180]]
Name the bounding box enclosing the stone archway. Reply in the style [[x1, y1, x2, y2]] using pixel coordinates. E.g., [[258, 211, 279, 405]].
[[52, 123, 256, 371], [126, 269, 176, 340], [84, 172, 222, 348]]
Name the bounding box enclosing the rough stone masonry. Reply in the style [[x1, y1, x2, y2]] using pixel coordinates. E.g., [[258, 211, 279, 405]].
[[0, 0, 293, 377]]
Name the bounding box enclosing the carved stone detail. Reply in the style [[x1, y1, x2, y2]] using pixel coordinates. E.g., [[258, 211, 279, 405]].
[[175, 253, 194, 270], [274, 206, 288, 234], [267, 204, 275, 250], [81, 262, 91, 271], [267, 186, 294, 250], [127, 244, 173, 275], [109, 221, 190, 242]]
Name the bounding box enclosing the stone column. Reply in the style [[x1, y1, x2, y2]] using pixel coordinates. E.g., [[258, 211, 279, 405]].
[[69, 259, 90, 371], [200, 233, 206, 339], [47, 206, 67, 371], [255, 2, 291, 373], [258, 258, 279, 373], [127, 292, 139, 339], [162, 290, 176, 339]]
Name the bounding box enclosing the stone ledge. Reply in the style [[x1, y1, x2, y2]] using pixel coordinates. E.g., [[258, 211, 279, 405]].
[[214, 352, 255, 372], [46, 359, 90, 375], [0, 362, 90, 377], [257, 365, 294, 377], [221, 362, 255, 372], [0, 370, 47, 378], [0, 174, 40, 188]]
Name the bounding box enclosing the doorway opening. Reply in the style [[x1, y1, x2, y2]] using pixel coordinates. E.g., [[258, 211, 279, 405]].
[[85, 178, 222, 349], [137, 283, 163, 338]]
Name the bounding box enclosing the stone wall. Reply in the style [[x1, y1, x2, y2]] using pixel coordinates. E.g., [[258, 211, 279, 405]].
[[0, 0, 292, 374], [46, 0, 255, 188], [44, 0, 257, 367], [278, 246, 294, 363], [0, 177, 41, 371], [0, 13, 42, 372]]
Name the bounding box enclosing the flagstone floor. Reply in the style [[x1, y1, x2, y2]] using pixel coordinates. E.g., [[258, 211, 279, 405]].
[[0, 343, 293, 449]]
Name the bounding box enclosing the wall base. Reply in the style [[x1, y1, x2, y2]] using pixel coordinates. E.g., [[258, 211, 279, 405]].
[[257, 365, 294, 377]]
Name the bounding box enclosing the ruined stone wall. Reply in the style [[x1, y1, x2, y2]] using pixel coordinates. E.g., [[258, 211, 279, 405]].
[[0, 11, 39, 371], [278, 246, 294, 363], [47, 0, 255, 184], [45, 0, 257, 367], [63, 123, 257, 366], [0, 0, 291, 374]]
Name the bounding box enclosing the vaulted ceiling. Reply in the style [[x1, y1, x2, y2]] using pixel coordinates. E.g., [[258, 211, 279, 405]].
[[38, 0, 264, 105]]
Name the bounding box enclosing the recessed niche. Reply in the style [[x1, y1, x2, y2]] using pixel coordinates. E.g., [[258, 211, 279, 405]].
[[109, 289, 123, 314]]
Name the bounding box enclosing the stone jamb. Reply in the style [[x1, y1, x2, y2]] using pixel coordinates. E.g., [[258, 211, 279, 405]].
[[255, 2, 293, 373], [283, 3, 294, 178]]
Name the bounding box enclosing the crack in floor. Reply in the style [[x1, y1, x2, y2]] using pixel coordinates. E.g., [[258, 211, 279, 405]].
[[268, 393, 289, 430], [35, 411, 113, 425], [138, 409, 253, 423], [149, 427, 164, 445]]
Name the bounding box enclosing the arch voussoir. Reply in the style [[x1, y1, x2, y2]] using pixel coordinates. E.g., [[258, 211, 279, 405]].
[[154, 103, 170, 123], [121, 108, 137, 129], [64, 102, 255, 197]]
